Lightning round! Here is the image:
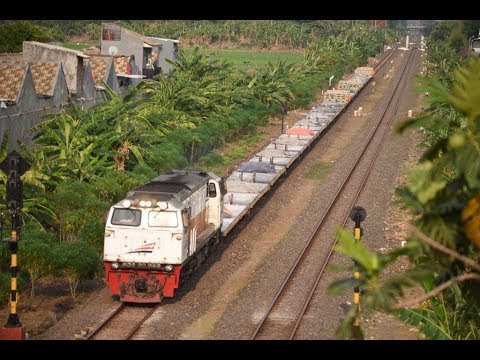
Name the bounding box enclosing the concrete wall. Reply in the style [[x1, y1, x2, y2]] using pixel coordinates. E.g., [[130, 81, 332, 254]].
[[79, 64, 100, 109], [0, 67, 48, 149], [52, 63, 70, 107], [151, 38, 179, 73], [105, 60, 120, 93], [130, 56, 140, 75]]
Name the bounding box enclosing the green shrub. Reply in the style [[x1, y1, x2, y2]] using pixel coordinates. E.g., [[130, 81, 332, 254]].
[[78, 220, 106, 253], [0, 21, 52, 53], [18, 238, 55, 298], [53, 241, 101, 300], [199, 153, 226, 167], [47, 180, 110, 243]]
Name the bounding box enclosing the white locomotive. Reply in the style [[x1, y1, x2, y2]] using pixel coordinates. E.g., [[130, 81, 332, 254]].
[[104, 170, 222, 303]]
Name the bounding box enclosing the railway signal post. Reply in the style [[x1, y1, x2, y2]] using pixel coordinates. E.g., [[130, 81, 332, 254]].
[[0, 151, 30, 340], [349, 205, 366, 340]]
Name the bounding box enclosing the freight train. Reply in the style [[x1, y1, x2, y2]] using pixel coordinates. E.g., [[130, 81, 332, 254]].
[[103, 65, 376, 303]]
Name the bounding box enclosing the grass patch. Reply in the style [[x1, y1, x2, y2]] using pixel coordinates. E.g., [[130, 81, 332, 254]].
[[62, 43, 93, 50], [184, 48, 303, 69], [304, 161, 333, 180]]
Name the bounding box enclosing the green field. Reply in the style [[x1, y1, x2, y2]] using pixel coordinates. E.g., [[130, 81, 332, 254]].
[[61, 44, 304, 69], [183, 48, 304, 69], [62, 43, 94, 50]]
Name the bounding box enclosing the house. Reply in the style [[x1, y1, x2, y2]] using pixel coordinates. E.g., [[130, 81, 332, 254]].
[[22, 41, 105, 109], [29, 61, 69, 108], [89, 56, 119, 92], [147, 37, 179, 74], [86, 53, 141, 90], [0, 55, 70, 111], [113, 55, 139, 76], [22, 41, 90, 97], [113, 55, 142, 88], [0, 60, 70, 148], [100, 23, 178, 78], [0, 31, 160, 150]]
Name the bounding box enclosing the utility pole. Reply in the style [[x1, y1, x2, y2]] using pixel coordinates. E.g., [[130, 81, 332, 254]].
[[349, 205, 367, 340], [0, 151, 30, 340]]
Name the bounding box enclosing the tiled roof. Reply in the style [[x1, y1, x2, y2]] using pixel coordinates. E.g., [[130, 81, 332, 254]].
[[114, 56, 129, 74], [0, 64, 26, 102], [90, 55, 131, 77], [90, 57, 110, 86], [0, 55, 61, 98], [29, 62, 58, 96]]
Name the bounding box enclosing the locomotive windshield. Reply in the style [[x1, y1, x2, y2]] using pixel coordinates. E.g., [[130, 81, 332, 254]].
[[111, 208, 142, 226], [148, 210, 178, 227]]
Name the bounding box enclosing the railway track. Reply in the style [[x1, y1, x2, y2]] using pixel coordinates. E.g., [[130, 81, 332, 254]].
[[373, 47, 397, 72], [250, 47, 417, 340], [85, 303, 160, 340]]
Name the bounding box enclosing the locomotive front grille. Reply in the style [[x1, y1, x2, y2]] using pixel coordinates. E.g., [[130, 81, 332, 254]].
[[135, 278, 148, 293]]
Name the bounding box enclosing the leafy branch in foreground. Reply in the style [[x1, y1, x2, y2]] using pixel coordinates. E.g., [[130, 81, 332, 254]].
[[330, 56, 480, 340]]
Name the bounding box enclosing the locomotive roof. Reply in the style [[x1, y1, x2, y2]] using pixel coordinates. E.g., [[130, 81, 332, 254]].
[[126, 170, 211, 203]]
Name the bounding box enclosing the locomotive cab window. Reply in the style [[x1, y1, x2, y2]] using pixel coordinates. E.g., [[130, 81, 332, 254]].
[[208, 183, 217, 197], [111, 208, 141, 226], [149, 210, 178, 227], [181, 209, 190, 228]]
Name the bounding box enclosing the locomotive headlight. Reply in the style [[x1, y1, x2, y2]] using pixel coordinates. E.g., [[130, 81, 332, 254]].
[[122, 200, 131, 208], [159, 202, 168, 210], [164, 264, 173, 272], [145, 200, 152, 207], [139, 200, 146, 207], [111, 262, 120, 270]]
